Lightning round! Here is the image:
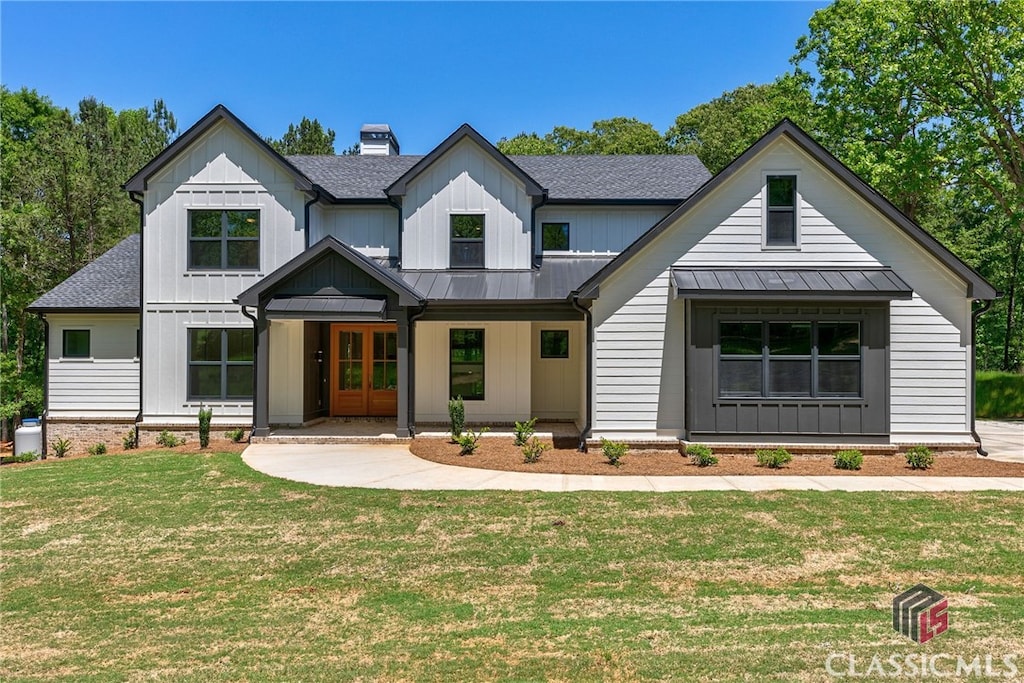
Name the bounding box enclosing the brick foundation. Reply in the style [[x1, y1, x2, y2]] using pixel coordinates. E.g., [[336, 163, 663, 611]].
[[44, 418, 137, 455], [137, 424, 250, 448]]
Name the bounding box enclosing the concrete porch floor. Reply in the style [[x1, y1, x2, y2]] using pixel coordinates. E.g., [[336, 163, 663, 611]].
[[254, 419, 581, 445]]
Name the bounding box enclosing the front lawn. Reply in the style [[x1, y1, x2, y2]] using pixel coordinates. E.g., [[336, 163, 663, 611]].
[[2, 451, 1022, 681]]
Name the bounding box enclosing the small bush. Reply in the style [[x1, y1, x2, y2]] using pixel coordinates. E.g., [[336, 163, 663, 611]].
[[905, 445, 935, 470], [522, 437, 550, 464], [456, 426, 488, 455], [2, 451, 38, 464], [600, 438, 628, 467], [87, 443, 107, 456], [51, 438, 72, 458], [225, 428, 245, 443], [448, 396, 466, 441], [156, 430, 185, 448], [686, 443, 718, 467], [755, 447, 792, 469], [122, 427, 138, 451], [198, 405, 213, 449], [833, 449, 863, 470], [513, 417, 538, 447]]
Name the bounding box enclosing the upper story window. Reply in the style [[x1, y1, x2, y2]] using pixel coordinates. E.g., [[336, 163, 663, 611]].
[[764, 175, 798, 248], [542, 222, 570, 251], [189, 209, 260, 270], [450, 214, 484, 269], [62, 329, 90, 358]]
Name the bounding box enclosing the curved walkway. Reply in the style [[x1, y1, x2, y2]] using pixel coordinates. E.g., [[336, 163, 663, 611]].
[[242, 443, 1024, 492]]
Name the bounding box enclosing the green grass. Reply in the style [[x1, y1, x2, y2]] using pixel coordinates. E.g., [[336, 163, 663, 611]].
[[977, 370, 1024, 418], [2, 451, 1023, 681]]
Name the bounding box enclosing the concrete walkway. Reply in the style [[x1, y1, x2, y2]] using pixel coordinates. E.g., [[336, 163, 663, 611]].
[[978, 419, 1024, 463], [242, 442, 1024, 493]]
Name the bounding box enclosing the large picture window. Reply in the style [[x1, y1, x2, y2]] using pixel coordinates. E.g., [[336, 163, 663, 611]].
[[450, 215, 484, 269], [189, 209, 260, 270], [188, 328, 254, 400], [450, 329, 484, 400], [719, 321, 860, 398]]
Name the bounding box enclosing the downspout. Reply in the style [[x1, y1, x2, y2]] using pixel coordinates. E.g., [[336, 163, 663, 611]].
[[129, 191, 145, 447], [387, 196, 403, 268], [530, 193, 549, 269], [35, 314, 49, 457], [407, 303, 428, 436], [240, 305, 258, 442], [303, 189, 321, 249], [570, 294, 593, 452], [971, 298, 995, 456]]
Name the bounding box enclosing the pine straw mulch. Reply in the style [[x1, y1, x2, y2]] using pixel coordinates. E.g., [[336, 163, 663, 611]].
[[409, 437, 1024, 477]]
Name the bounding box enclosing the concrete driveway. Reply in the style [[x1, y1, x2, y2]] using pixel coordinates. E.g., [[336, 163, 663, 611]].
[[977, 420, 1024, 462]]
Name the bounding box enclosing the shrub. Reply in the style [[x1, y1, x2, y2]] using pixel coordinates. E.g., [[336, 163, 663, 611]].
[[2, 451, 38, 464], [448, 396, 466, 441], [686, 443, 718, 467], [513, 417, 538, 447], [51, 438, 72, 458], [833, 449, 863, 470], [87, 443, 107, 456], [225, 428, 245, 443], [156, 430, 185, 448], [755, 447, 792, 469], [122, 427, 138, 451], [905, 445, 935, 470], [456, 426, 488, 455], [600, 438, 628, 467], [198, 405, 213, 449], [522, 437, 550, 464]]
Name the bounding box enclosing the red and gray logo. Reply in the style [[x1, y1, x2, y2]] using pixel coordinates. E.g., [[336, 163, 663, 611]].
[[892, 584, 948, 643]]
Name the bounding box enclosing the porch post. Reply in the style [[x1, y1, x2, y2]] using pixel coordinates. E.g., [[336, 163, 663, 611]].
[[252, 311, 271, 437], [396, 310, 411, 437]]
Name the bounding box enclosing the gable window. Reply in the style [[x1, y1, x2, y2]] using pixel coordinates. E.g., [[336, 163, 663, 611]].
[[540, 330, 570, 359], [450, 214, 484, 269], [450, 329, 484, 400], [189, 209, 260, 270], [542, 222, 570, 251], [188, 328, 254, 400], [62, 330, 90, 358], [764, 175, 798, 247]]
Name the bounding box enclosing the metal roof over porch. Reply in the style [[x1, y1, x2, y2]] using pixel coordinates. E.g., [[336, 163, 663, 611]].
[[671, 267, 914, 300]]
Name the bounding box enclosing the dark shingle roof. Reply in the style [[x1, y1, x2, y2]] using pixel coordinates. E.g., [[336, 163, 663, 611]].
[[287, 154, 710, 202], [28, 235, 139, 311]]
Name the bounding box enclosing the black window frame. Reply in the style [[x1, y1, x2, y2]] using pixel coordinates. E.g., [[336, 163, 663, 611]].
[[449, 328, 485, 401], [539, 330, 570, 359], [188, 209, 260, 271], [62, 329, 91, 358], [764, 175, 798, 247], [541, 222, 570, 251], [450, 214, 485, 269], [187, 328, 255, 401]]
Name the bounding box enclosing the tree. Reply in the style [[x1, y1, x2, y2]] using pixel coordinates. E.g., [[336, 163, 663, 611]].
[[497, 117, 669, 155], [266, 117, 336, 155], [497, 132, 561, 155]]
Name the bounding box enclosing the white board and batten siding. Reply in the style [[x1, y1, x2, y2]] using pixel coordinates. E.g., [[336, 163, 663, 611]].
[[535, 206, 672, 255], [47, 314, 139, 418], [592, 137, 975, 444], [309, 205, 399, 258], [402, 139, 533, 270], [141, 121, 307, 423]]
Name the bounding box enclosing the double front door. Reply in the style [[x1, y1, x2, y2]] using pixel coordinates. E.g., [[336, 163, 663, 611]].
[[330, 324, 398, 416]]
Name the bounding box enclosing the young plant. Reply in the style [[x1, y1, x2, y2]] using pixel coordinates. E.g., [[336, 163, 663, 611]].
[[122, 427, 138, 451], [755, 447, 793, 469], [456, 426, 488, 455], [225, 428, 245, 443], [600, 438, 628, 467], [905, 445, 935, 470], [198, 405, 213, 449], [513, 417, 538, 447], [448, 396, 466, 441], [833, 449, 863, 471], [87, 443, 107, 456], [1, 451, 38, 464], [686, 443, 718, 467], [521, 437, 550, 464], [156, 430, 185, 448], [51, 438, 72, 459]]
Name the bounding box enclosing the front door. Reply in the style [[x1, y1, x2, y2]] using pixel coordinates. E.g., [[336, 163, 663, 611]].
[[330, 324, 398, 416]]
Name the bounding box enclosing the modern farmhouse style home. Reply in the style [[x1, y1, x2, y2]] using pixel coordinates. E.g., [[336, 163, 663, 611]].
[[29, 105, 997, 453]]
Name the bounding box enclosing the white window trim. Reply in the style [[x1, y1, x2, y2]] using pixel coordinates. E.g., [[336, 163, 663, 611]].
[[761, 170, 801, 251], [448, 210, 488, 270], [60, 327, 93, 361]]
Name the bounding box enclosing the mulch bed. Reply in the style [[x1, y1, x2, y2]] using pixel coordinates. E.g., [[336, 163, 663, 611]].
[[410, 437, 1024, 477]]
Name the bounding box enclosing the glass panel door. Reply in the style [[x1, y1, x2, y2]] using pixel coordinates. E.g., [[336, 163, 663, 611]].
[[338, 331, 363, 391]]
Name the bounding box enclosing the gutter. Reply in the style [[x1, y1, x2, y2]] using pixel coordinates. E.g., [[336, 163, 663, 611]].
[[570, 294, 593, 452], [303, 189, 321, 249], [35, 313, 49, 457], [530, 193, 549, 269], [240, 305, 259, 442], [971, 297, 996, 456], [129, 191, 145, 447], [406, 304, 428, 436]]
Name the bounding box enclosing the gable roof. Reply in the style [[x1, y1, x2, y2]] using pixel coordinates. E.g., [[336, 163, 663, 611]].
[[123, 104, 314, 193], [575, 119, 998, 301], [28, 234, 139, 312]]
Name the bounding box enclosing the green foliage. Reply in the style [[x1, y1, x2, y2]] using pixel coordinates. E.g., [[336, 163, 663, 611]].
[[498, 117, 669, 156], [87, 443, 107, 456], [448, 396, 466, 441], [51, 438, 72, 458], [122, 427, 138, 451], [976, 371, 1024, 418], [265, 117, 336, 155], [456, 427, 488, 455], [521, 437, 550, 464], [198, 405, 213, 449], [225, 428, 246, 443], [686, 443, 718, 467], [904, 445, 935, 470], [1, 450, 38, 464], [600, 438, 628, 467], [513, 418, 537, 447], [156, 430, 184, 448], [755, 448, 793, 469], [833, 449, 863, 471]]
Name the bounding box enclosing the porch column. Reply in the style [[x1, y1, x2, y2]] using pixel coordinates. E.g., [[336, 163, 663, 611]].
[[252, 310, 271, 437], [396, 310, 411, 437]]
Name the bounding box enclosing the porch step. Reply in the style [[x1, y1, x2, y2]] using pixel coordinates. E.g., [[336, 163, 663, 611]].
[[251, 435, 412, 445]]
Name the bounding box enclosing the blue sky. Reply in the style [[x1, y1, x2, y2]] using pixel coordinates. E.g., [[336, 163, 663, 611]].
[[1, 1, 828, 153]]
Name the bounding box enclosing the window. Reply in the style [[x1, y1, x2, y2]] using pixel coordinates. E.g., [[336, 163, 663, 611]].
[[188, 328, 254, 400], [540, 330, 569, 358], [719, 321, 860, 398], [450, 214, 484, 269], [541, 222, 570, 251], [450, 329, 484, 400], [372, 331, 398, 390], [189, 209, 259, 270], [62, 330, 90, 358], [765, 175, 797, 247]]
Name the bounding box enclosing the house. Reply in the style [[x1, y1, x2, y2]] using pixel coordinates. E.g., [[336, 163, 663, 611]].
[[29, 105, 997, 454]]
